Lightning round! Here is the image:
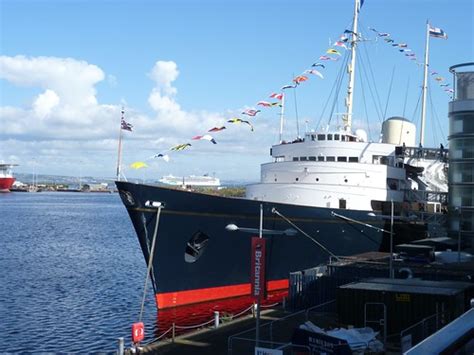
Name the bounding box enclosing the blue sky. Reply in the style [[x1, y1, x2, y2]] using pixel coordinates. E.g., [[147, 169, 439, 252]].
[[1, 0, 472, 181]]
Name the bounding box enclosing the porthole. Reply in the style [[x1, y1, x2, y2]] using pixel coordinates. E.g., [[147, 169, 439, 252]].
[[184, 231, 210, 263], [344, 179, 348, 183], [316, 178, 319, 182], [296, 177, 299, 181]]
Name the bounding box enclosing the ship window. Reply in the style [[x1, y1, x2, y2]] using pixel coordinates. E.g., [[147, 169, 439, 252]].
[[349, 157, 359, 162], [317, 134, 325, 141], [318, 156, 324, 162], [311, 134, 316, 141], [335, 134, 340, 140], [184, 231, 210, 263], [341, 135, 346, 141], [309, 156, 316, 161], [293, 157, 299, 161], [326, 156, 335, 162], [344, 178, 348, 183], [339, 199, 347, 209], [387, 178, 398, 190], [316, 178, 319, 182], [295, 177, 299, 181], [327, 134, 333, 141], [337, 156, 347, 162], [300, 156, 308, 161]]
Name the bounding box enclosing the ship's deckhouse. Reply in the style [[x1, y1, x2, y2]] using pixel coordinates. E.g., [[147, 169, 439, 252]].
[[246, 130, 407, 211]]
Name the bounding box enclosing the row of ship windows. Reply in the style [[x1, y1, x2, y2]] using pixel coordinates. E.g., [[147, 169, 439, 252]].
[[310, 134, 357, 142], [293, 156, 359, 162]]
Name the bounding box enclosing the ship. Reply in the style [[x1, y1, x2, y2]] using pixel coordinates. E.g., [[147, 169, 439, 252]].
[[159, 174, 221, 188], [0, 164, 18, 192], [116, 0, 448, 309]]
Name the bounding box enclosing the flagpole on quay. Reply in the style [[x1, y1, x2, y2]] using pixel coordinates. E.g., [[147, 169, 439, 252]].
[[116, 107, 124, 181], [255, 203, 263, 348]]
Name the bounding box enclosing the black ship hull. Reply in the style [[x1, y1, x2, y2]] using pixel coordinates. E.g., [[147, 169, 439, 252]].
[[117, 181, 385, 308]]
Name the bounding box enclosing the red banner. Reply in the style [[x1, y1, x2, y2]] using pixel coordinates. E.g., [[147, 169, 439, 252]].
[[250, 237, 266, 301]]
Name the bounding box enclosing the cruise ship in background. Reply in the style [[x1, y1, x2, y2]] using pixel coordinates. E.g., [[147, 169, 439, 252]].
[[117, 0, 449, 309], [159, 174, 221, 188], [0, 164, 18, 192]]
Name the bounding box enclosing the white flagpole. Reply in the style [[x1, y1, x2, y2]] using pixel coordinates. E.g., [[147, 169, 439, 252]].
[[420, 21, 430, 147], [116, 107, 124, 181]]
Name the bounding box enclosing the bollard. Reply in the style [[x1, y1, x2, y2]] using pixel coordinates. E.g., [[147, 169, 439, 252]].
[[172, 322, 175, 343], [282, 296, 286, 311], [117, 337, 124, 355], [214, 311, 220, 328]]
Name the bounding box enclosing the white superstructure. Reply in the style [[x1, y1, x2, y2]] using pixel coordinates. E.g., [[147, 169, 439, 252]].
[[247, 121, 447, 211]]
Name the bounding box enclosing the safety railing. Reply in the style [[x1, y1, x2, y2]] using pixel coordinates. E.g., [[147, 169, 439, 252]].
[[399, 311, 448, 352], [228, 300, 336, 355], [143, 301, 278, 346]]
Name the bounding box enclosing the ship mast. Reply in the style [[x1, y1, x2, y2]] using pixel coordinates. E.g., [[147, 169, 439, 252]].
[[419, 21, 430, 146], [343, 0, 360, 132], [279, 94, 286, 143]]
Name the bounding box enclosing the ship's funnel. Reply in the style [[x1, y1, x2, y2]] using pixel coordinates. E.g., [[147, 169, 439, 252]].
[[381, 116, 416, 146]]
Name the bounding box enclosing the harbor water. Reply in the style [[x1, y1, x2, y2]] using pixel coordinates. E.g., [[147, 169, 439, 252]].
[[0, 192, 284, 352]]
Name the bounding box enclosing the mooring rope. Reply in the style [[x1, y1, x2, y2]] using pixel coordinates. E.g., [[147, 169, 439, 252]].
[[139, 205, 163, 323], [271, 208, 340, 261]]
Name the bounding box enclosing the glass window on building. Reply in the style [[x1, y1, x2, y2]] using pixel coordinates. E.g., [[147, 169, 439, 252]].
[[309, 156, 316, 161], [337, 157, 347, 162], [300, 156, 308, 161], [318, 156, 324, 161], [326, 156, 335, 162], [293, 157, 299, 161], [335, 134, 340, 140], [317, 134, 326, 141], [348, 157, 359, 162], [327, 134, 333, 141]]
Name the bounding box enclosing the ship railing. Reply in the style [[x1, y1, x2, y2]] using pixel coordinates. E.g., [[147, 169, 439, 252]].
[[403, 189, 448, 205], [399, 146, 448, 161]]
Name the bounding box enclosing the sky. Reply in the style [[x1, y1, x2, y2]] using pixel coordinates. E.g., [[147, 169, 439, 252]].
[[1, 0, 473, 181]]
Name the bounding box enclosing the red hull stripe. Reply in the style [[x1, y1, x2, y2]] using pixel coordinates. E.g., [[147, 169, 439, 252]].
[[155, 279, 289, 309]]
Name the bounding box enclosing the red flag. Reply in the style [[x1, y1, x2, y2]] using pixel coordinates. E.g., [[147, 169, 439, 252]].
[[269, 92, 284, 100]]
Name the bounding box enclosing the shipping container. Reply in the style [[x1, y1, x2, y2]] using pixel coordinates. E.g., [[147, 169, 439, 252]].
[[337, 278, 473, 335]]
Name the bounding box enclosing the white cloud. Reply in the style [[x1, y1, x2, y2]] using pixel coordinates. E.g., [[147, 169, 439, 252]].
[[0, 55, 103, 107], [148, 60, 179, 96], [33, 89, 60, 118], [0, 55, 273, 180]]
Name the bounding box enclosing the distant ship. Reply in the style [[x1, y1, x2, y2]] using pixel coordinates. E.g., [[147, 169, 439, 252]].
[[117, 0, 449, 309], [159, 174, 221, 188], [0, 164, 17, 192]]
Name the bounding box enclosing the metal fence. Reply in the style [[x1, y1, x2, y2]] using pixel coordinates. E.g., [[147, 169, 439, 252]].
[[228, 300, 336, 355], [399, 311, 448, 352]]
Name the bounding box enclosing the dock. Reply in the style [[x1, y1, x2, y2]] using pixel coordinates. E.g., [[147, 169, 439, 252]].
[[126, 302, 337, 355]]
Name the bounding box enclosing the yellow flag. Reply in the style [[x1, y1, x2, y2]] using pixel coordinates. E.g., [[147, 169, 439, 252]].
[[326, 48, 341, 56], [130, 161, 148, 169]]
